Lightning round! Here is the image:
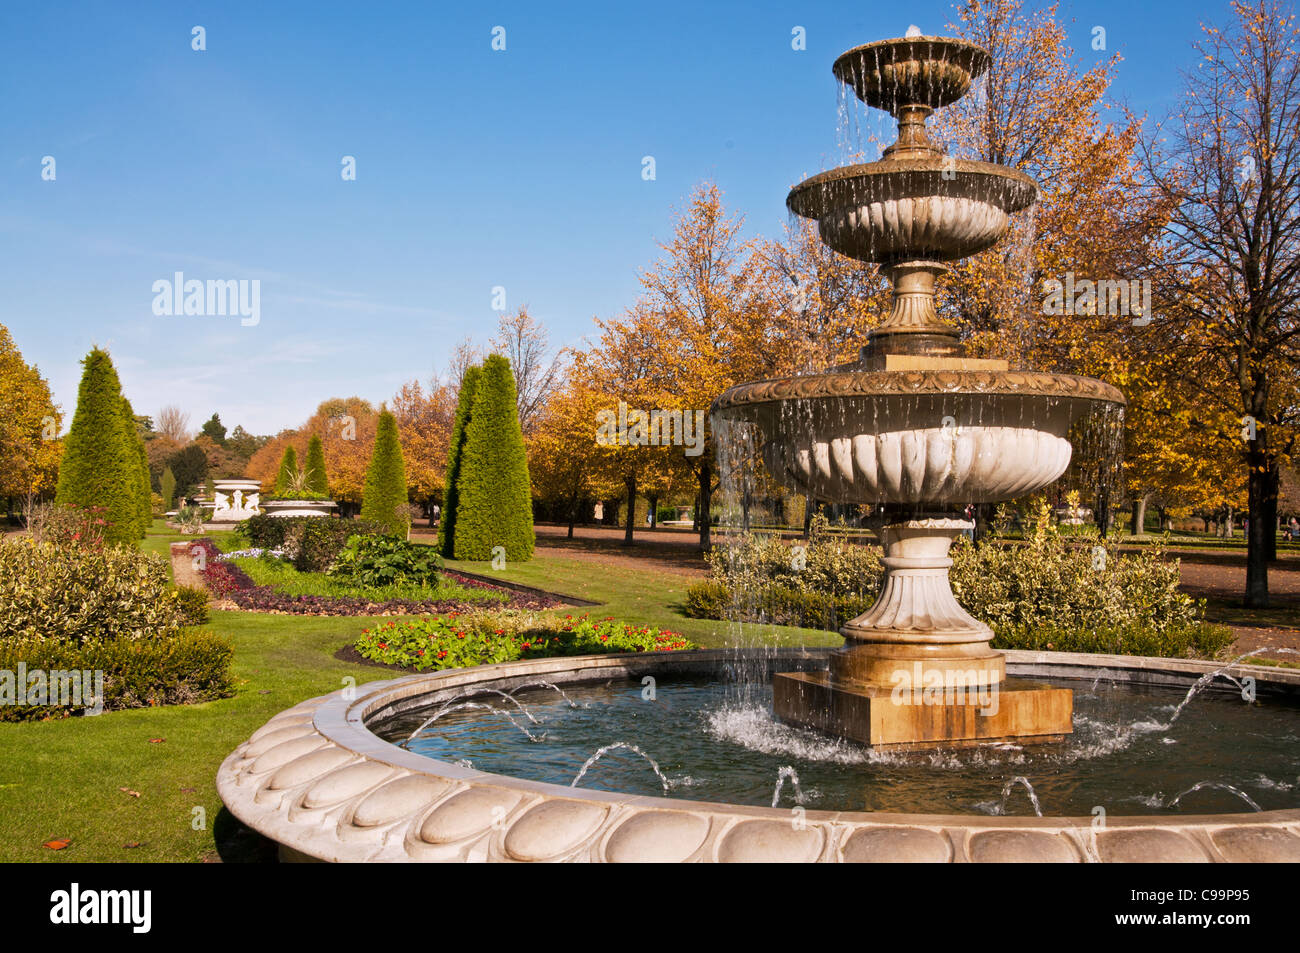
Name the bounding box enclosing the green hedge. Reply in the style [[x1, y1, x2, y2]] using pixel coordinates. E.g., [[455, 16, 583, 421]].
[[0, 629, 235, 721], [53, 348, 142, 545], [236, 515, 385, 572], [360, 410, 409, 535], [451, 355, 534, 561]]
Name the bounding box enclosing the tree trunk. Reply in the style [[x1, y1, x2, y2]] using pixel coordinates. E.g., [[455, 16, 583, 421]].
[[803, 498, 815, 538], [1263, 463, 1279, 561], [1130, 493, 1149, 536], [697, 463, 712, 551], [648, 494, 659, 530], [623, 477, 636, 546], [1245, 454, 1270, 607], [566, 490, 577, 539]]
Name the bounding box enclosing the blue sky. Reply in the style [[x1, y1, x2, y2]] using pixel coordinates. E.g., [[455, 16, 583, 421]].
[[1, 0, 1217, 435]]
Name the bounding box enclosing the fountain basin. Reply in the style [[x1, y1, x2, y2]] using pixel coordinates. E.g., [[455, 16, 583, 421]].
[[218, 649, 1300, 863]]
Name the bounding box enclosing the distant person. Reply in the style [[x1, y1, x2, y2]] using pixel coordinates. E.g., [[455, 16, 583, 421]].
[[431, 504, 440, 524], [594, 502, 604, 522], [1289, 517, 1298, 541]]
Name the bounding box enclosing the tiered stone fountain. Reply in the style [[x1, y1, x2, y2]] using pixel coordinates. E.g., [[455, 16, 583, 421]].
[[713, 32, 1125, 748]]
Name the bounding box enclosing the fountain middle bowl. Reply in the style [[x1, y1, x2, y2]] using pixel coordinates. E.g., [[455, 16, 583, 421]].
[[713, 367, 1125, 505], [786, 160, 1038, 263]]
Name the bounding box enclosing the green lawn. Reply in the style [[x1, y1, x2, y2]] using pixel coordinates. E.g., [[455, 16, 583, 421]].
[[0, 523, 828, 862]]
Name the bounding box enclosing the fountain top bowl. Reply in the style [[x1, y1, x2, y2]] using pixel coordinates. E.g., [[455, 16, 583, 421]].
[[833, 35, 990, 113]]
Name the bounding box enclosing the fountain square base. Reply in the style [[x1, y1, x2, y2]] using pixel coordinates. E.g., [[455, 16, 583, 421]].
[[772, 671, 1073, 749]]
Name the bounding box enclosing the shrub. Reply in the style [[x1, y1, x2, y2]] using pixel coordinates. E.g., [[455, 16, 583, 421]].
[[172, 584, 210, 624], [0, 629, 235, 721], [705, 515, 881, 599], [22, 502, 109, 549], [174, 504, 206, 534], [328, 534, 442, 588], [690, 509, 1221, 658], [452, 355, 534, 561], [0, 538, 194, 644], [53, 348, 141, 545], [273, 445, 299, 496], [360, 410, 409, 535], [355, 612, 694, 671], [438, 364, 481, 557], [948, 512, 1202, 635], [237, 515, 384, 572], [304, 434, 329, 496]]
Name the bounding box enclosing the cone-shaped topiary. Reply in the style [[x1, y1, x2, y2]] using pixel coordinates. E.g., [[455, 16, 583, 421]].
[[304, 434, 329, 497], [121, 396, 151, 539], [273, 445, 299, 496], [360, 409, 409, 535], [160, 466, 177, 511], [438, 364, 481, 557], [54, 348, 139, 545], [453, 354, 534, 561]]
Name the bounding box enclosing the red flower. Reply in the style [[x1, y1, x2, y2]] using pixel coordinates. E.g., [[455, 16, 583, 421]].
[[378, 642, 387, 649]]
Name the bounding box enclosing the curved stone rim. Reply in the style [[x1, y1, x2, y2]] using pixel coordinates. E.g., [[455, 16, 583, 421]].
[[711, 369, 1127, 417], [787, 159, 1039, 221], [218, 648, 1300, 862]]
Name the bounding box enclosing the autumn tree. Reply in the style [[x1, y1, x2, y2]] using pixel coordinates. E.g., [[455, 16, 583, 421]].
[[392, 378, 455, 513], [636, 181, 776, 549], [1138, 0, 1300, 605], [528, 377, 605, 537], [155, 404, 191, 443], [0, 324, 61, 511], [492, 307, 562, 435]]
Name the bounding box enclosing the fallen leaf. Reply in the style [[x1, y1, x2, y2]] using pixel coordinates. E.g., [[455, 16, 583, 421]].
[[258, 690, 271, 695], [179, 786, 195, 793], [123, 841, 142, 849], [148, 738, 165, 744], [43, 838, 71, 850], [119, 787, 141, 798]]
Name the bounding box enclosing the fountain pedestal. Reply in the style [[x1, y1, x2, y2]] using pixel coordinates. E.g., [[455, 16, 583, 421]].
[[772, 518, 1074, 748]]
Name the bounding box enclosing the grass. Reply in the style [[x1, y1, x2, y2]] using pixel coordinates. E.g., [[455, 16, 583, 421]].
[[442, 550, 837, 649]]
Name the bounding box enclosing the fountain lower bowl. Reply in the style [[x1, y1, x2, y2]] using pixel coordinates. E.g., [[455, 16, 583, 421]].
[[218, 649, 1300, 863]]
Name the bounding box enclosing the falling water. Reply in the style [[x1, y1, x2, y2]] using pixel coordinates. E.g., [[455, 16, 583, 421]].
[[401, 701, 547, 747], [1167, 781, 1262, 812], [508, 680, 585, 708], [1163, 648, 1299, 729], [771, 765, 807, 807], [570, 743, 672, 794], [992, 776, 1044, 816]]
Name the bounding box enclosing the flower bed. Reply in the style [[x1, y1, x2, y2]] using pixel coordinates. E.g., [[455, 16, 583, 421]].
[[354, 612, 695, 671], [190, 539, 565, 616]]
